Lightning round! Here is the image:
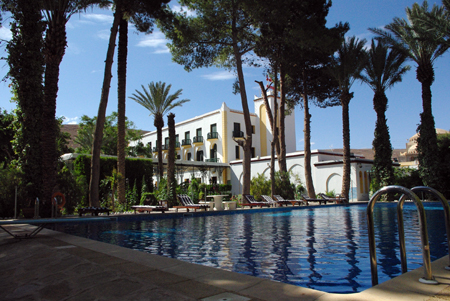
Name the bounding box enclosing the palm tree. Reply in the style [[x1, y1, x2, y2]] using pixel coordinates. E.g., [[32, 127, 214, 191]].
[[329, 36, 366, 201], [39, 0, 99, 213], [116, 0, 169, 204], [370, 1, 449, 189], [360, 39, 410, 189], [130, 82, 189, 183]]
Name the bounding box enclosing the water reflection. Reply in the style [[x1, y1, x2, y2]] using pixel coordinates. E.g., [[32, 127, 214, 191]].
[[53, 203, 448, 294]]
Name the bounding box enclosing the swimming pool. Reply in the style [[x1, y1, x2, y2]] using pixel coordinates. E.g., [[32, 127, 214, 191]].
[[52, 203, 448, 294]]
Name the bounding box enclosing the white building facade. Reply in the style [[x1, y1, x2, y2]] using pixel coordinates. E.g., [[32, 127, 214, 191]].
[[131, 93, 296, 184], [230, 150, 373, 201], [132, 93, 373, 201]]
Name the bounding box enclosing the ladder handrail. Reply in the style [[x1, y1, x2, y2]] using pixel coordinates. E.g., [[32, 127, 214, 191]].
[[367, 185, 435, 286], [411, 186, 450, 270]]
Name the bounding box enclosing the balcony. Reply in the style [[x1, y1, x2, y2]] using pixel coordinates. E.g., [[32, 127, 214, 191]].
[[193, 136, 204, 144], [205, 158, 220, 163], [152, 147, 158, 153], [232, 131, 245, 139], [207, 132, 219, 140], [175, 142, 180, 149], [181, 139, 191, 146], [162, 144, 168, 151]]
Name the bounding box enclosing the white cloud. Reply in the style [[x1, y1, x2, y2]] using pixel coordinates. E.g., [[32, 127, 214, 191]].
[[136, 31, 169, 54], [82, 13, 114, 24], [171, 5, 196, 17], [97, 29, 111, 40], [201, 71, 235, 81], [0, 27, 12, 41], [62, 116, 80, 124]]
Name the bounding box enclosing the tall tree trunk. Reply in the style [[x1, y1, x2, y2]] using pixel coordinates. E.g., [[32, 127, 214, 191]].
[[167, 113, 176, 206], [303, 93, 315, 198], [416, 64, 440, 189], [278, 65, 287, 174], [7, 0, 45, 205], [155, 115, 164, 181], [341, 93, 351, 200], [89, 4, 122, 207], [117, 17, 128, 204], [372, 91, 394, 187], [41, 15, 66, 215], [232, 34, 251, 195]]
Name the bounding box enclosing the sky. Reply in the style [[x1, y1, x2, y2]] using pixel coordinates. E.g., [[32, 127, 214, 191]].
[[0, 0, 449, 152]]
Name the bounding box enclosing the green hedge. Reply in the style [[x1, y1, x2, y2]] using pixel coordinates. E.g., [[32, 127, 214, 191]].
[[72, 155, 153, 206]]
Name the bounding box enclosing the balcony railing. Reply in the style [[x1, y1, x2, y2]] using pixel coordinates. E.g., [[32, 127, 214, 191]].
[[175, 142, 180, 148], [162, 144, 168, 150], [152, 147, 158, 152], [193, 136, 203, 143], [181, 139, 191, 146], [205, 158, 220, 162], [207, 132, 219, 139], [232, 131, 244, 138]]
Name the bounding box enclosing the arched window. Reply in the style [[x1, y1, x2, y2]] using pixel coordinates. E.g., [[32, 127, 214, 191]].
[[210, 144, 217, 161]]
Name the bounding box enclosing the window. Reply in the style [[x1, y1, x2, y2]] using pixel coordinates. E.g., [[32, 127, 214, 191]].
[[211, 123, 217, 132], [196, 150, 204, 161], [164, 137, 169, 145], [234, 122, 240, 132], [252, 125, 255, 134], [251, 147, 255, 158], [175, 134, 179, 143], [210, 144, 217, 160], [187, 152, 192, 161], [196, 128, 202, 137], [185, 131, 190, 140], [235, 145, 240, 159]]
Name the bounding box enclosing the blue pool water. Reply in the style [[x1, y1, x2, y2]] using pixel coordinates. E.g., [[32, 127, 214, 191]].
[[52, 203, 448, 293]]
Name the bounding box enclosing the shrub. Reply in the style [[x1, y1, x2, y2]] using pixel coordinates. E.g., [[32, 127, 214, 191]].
[[0, 163, 22, 218], [250, 173, 271, 201], [188, 178, 200, 202], [274, 171, 295, 200]]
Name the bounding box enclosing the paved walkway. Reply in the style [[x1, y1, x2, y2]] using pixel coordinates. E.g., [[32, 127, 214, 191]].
[[1, 215, 450, 300]]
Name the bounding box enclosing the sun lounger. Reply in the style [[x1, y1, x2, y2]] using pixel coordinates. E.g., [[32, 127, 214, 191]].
[[131, 205, 167, 214], [318, 193, 347, 204], [239, 194, 271, 208], [301, 194, 331, 205], [261, 195, 278, 207], [174, 195, 210, 212], [273, 195, 305, 206], [78, 207, 111, 216]]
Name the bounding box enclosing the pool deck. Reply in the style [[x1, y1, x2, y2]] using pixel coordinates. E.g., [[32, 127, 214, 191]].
[[1, 208, 450, 301]]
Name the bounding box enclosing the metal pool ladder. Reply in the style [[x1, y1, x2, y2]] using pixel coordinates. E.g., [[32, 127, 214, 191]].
[[400, 186, 450, 272], [367, 185, 438, 286]]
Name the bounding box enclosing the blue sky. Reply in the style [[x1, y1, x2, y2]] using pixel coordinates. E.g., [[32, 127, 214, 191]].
[[0, 0, 449, 151]]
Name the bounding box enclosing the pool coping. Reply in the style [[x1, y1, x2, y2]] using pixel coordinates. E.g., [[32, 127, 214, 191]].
[[34, 226, 450, 300], [2, 202, 449, 300]]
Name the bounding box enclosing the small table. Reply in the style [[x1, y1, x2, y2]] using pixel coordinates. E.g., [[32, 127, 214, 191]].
[[207, 195, 229, 211], [199, 201, 214, 210], [222, 201, 236, 210]]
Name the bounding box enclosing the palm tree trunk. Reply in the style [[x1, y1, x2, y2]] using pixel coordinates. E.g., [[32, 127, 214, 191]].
[[117, 17, 128, 204], [278, 65, 287, 174], [167, 113, 176, 206], [372, 91, 394, 187], [303, 93, 315, 198], [41, 23, 66, 215], [417, 79, 440, 188], [341, 94, 351, 200], [89, 4, 122, 207], [155, 115, 164, 180]]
